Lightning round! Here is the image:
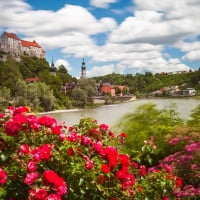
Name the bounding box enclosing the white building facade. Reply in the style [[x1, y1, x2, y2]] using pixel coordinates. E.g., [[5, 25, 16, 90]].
[[0, 32, 45, 59]]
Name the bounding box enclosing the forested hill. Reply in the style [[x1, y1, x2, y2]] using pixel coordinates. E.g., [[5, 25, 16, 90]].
[[0, 55, 76, 111], [0, 54, 199, 112], [92, 70, 200, 95]]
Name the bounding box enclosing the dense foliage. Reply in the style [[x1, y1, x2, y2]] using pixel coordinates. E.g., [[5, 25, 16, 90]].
[[92, 71, 200, 96], [114, 103, 200, 199], [113, 104, 183, 164], [0, 106, 186, 199], [0, 56, 76, 111]]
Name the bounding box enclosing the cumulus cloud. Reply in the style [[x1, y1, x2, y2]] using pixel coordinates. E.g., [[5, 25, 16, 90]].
[[175, 41, 200, 52], [55, 59, 72, 72], [108, 10, 198, 45], [0, 0, 117, 46], [0, 0, 199, 77], [109, 0, 200, 45], [182, 50, 200, 61], [90, 0, 117, 8], [173, 41, 200, 61], [87, 64, 115, 77], [111, 6, 134, 15]]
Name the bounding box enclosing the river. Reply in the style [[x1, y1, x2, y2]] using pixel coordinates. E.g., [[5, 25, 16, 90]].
[[41, 98, 200, 128]]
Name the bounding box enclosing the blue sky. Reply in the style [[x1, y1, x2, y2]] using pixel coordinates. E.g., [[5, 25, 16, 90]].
[[0, 0, 200, 78]]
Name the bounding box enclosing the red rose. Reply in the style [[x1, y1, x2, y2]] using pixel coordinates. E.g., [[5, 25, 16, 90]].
[[19, 144, 30, 154], [99, 175, 105, 184], [33, 188, 48, 200], [67, 147, 75, 156], [164, 164, 172, 174], [27, 160, 37, 172], [116, 169, 127, 180], [24, 172, 38, 185], [139, 165, 147, 176], [118, 154, 130, 166], [175, 176, 182, 187], [101, 164, 110, 173], [47, 194, 62, 200], [43, 170, 64, 187], [37, 116, 56, 127], [0, 167, 7, 184]]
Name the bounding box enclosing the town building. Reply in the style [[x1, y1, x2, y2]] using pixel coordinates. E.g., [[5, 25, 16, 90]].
[[0, 32, 45, 60], [100, 83, 116, 96]]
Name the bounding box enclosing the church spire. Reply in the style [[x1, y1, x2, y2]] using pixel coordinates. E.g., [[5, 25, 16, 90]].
[[50, 56, 57, 74], [81, 58, 86, 79], [51, 56, 55, 68]]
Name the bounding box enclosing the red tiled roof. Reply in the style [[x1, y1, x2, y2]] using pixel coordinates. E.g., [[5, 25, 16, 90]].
[[21, 40, 41, 48], [25, 77, 39, 83], [4, 32, 20, 40]]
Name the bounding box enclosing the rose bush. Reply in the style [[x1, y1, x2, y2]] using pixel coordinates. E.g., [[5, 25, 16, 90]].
[[159, 131, 200, 199], [0, 106, 182, 199]]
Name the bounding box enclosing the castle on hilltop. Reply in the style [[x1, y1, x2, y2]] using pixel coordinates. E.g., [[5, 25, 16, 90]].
[[0, 32, 45, 61]]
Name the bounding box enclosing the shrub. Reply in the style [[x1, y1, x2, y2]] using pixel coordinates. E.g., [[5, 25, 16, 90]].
[[159, 127, 200, 199], [0, 106, 182, 199], [113, 103, 183, 165]]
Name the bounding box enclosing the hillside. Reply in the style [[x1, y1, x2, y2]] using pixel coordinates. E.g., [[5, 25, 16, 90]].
[[92, 70, 200, 96], [0, 55, 76, 111], [0, 54, 199, 112]]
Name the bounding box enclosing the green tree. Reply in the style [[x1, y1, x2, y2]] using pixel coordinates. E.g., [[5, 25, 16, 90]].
[[57, 64, 68, 74], [38, 70, 62, 98], [71, 88, 87, 107], [115, 86, 121, 96], [14, 80, 55, 111], [56, 65, 75, 84], [0, 56, 23, 94], [37, 82, 55, 111], [20, 55, 49, 76], [0, 86, 11, 110], [77, 79, 97, 104], [122, 87, 129, 95]]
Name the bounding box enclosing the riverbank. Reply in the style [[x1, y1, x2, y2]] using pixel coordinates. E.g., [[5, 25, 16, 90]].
[[38, 98, 200, 127], [92, 95, 136, 104], [39, 96, 136, 115], [39, 108, 83, 115]]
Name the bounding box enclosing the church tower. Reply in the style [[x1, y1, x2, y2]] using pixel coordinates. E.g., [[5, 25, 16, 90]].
[[81, 58, 86, 79], [50, 56, 57, 75]]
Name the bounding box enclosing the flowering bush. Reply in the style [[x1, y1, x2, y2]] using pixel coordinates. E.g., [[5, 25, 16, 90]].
[[0, 106, 182, 199], [159, 132, 200, 199]]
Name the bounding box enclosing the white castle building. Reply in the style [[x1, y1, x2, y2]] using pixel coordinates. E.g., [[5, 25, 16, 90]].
[[0, 32, 45, 60]]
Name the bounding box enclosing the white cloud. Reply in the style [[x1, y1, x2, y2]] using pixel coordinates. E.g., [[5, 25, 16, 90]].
[[0, 0, 199, 77], [121, 57, 190, 74], [55, 59, 72, 72], [108, 11, 198, 45], [0, 1, 117, 45], [109, 0, 200, 45], [134, 0, 200, 19], [87, 64, 115, 77], [111, 6, 134, 15], [175, 41, 200, 52], [182, 50, 200, 61], [174, 41, 200, 61], [90, 0, 117, 8]]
